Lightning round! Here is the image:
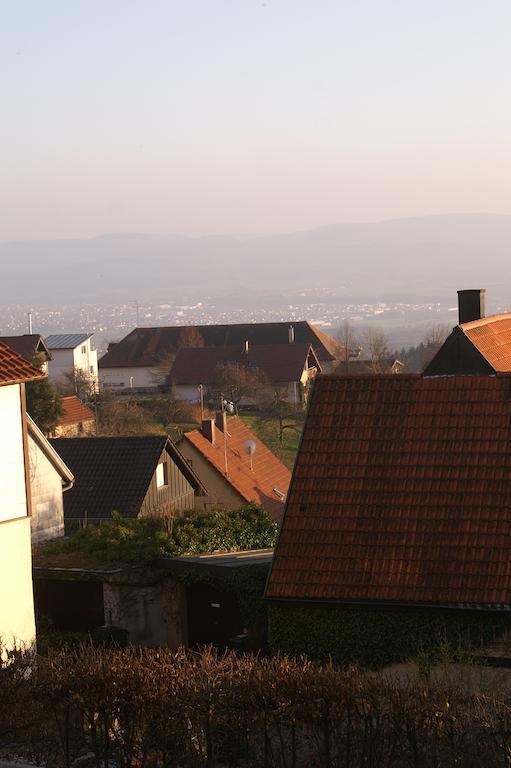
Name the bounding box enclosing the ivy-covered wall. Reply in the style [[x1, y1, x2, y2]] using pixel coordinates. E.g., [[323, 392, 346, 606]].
[[268, 603, 511, 669]]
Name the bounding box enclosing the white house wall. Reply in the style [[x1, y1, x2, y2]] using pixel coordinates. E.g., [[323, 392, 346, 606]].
[[48, 340, 99, 392], [0, 385, 28, 523], [0, 384, 36, 650], [0, 518, 36, 650], [99, 366, 156, 390], [28, 435, 65, 544]]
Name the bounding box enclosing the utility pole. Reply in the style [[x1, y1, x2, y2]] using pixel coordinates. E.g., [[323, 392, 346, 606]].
[[198, 384, 204, 420], [220, 394, 228, 477]]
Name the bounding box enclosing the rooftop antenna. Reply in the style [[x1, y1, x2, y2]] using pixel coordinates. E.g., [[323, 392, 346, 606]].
[[244, 439, 257, 471], [28, 311, 33, 334]]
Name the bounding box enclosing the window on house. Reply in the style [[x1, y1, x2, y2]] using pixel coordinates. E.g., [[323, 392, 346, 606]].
[[156, 461, 169, 488], [81, 345, 86, 354], [90, 365, 94, 373]]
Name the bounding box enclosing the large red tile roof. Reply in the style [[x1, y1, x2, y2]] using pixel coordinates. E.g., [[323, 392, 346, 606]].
[[171, 343, 320, 385], [58, 396, 95, 426], [266, 373, 511, 608], [0, 342, 46, 386], [460, 313, 511, 371], [184, 417, 291, 520]]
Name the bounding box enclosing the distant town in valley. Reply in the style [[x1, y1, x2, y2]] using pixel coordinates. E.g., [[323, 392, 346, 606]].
[[1, 292, 504, 358]]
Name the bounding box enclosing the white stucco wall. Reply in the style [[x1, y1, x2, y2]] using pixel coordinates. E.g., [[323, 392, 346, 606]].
[[99, 365, 156, 390], [28, 435, 65, 544], [48, 339, 99, 393], [0, 517, 36, 650], [0, 385, 27, 523], [0, 385, 36, 650]]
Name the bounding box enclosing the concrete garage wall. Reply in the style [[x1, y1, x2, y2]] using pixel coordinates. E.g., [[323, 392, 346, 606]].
[[103, 577, 187, 647]]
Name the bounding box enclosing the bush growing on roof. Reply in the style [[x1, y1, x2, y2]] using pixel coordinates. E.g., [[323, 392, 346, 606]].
[[41, 504, 278, 563]]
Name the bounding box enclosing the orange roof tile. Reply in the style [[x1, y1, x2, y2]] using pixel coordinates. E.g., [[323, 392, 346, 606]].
[[460, 313, 511, 371], [0, 342, 46, 386], [58, 396, 95, 426], [184, 417, 291, 520], [266, 373, 511, 608]]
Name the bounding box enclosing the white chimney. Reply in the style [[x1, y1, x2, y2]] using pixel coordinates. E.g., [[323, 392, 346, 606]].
[[288, 325, 295, 343], [242, 340, 249, 354]]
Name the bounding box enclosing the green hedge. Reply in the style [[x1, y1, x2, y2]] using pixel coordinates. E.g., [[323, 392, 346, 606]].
[[42, 504, 277, 563], [268, 604, 511, 669]]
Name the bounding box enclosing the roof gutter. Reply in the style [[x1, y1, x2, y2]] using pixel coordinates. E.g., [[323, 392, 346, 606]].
[[264, 595, 511, 613]]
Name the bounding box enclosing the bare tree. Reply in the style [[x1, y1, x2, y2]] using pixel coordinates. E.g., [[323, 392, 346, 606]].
[[96, 395, 149, 435], [150, 351, 176, 389], [56, 366, 96, 401], [422, 323, 451, 368], [209, 362, 268, 414], [177, 326, 204, 349], [336, 320, 361, 373], [362, 327, 390, 373]]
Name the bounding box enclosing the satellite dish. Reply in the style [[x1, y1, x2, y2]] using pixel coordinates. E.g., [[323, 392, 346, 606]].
[[244, 439, 257, 470]]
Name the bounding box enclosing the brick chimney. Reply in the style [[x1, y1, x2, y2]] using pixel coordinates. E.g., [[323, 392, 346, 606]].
[[215, 411, 227, 432], [457, 289, 485, 325], [201, 419, 216, 443]]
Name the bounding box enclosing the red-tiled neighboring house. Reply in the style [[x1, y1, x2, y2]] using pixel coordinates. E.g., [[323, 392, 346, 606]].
[[424, 289, 511, 375], [171, 342, 321, 404], [179, 414, 291, 520], [54, 395, 96, 437], [266, 373, 511, 665], [267, 373, 511, 607], [99, 321, 342, 390]]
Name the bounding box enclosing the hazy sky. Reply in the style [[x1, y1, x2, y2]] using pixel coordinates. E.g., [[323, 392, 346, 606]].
[[2, 0, 511, 240]]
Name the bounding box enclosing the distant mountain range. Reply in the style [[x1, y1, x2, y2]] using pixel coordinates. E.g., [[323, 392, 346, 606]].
[[3, 214, 511, 306]]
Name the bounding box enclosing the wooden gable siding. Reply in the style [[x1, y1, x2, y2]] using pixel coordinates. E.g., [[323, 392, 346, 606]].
[[140, 449, 195, 519]]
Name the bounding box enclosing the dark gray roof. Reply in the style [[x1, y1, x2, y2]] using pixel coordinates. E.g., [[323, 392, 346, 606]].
[[49, 436, 206, 521], [0, 335, 52, 362], [46, 333, 92, 349], [99, 322, 342, 368]]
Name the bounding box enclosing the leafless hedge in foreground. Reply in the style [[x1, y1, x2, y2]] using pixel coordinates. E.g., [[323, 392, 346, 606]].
[[2, 644, 511, 767]]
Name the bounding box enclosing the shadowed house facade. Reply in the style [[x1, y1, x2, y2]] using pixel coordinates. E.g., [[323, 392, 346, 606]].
[[27, 415, 74, 544], [266, 373, 511, 666], [49, 436, 207, 531]]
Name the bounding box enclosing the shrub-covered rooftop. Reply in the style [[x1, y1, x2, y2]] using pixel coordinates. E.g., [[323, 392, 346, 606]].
[[39, 504, 278, 564]]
